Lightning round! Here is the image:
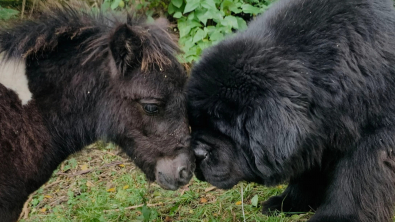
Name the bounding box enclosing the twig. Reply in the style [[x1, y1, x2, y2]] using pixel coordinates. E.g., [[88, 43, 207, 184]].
[[42, 179, 62, 190], [241, 185, 246, 222], [49, 196, 67, 207], [29, 0, 38, 18], [21, 0, 26, 19], [103, 203, 165, 212], [18, 194, 33, 220]]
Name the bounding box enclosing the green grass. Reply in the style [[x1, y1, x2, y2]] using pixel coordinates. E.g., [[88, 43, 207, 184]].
[[20, 142, 313, 222]]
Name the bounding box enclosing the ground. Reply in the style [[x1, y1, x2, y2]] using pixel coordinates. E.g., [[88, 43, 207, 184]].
[[19, 142, 313, 222]]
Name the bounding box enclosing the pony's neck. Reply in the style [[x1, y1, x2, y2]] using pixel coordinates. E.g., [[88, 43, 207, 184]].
[[21, 100, 98, 191]]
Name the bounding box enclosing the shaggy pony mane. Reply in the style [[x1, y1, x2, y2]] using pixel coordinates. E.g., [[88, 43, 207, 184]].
[[0, 3, 181, 72]]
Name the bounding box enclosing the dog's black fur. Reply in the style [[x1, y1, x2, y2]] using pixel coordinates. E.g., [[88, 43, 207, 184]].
[[187, 0, 395, 221], [0, 5, 193, 221]]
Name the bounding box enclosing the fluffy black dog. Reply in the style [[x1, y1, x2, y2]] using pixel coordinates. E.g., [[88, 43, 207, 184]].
[[187, 0, 395, 221]]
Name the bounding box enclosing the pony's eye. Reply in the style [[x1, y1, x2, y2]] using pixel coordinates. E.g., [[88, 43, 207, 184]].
[[143, 104, 159, 115]]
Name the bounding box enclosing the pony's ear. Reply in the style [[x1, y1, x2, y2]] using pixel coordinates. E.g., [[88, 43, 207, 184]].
[[109, 24, 142, 75]]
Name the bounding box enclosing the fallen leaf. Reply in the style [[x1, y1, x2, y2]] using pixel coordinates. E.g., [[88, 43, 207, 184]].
[[189, 210, 193, 214], [39, 208, 47, 213], [200, 198, 208, 203], [80, 164, 88, 171], [251, 194, 259, 207], [86, 181, 94, 187], [164, 216, 172, 222], [119, 164, 125, 167], [277, 185, 284, 189], [235, 201, 242, 205], [107, 187, 116, 192], [44, 195, 52, 199], [205, 186, 217, 192], [123, 185, 129, 190]]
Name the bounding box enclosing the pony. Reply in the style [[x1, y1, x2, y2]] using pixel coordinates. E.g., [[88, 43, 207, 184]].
[[0, 4, 194, 221]]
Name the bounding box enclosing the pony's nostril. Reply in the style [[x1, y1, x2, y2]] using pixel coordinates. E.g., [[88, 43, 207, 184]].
[[179, 167, 189, 180], [194, 147, 208, 160]]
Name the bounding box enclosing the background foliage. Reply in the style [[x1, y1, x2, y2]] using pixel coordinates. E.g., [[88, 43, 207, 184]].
[[0, 0, 273, 63]]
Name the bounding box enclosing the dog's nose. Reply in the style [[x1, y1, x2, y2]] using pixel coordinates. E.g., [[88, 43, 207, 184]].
[[194, 147, 208, 161]]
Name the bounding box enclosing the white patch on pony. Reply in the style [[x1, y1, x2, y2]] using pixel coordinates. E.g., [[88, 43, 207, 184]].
[[0, 53, 32, 105]]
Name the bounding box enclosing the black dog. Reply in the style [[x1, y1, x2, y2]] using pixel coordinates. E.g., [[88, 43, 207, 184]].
[[187, 0, 395, 221]]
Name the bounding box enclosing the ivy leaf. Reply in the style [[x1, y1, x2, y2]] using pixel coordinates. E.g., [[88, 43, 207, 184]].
[[178, 19, 202, 38], [187, 12, 196, 20], [224, 15, 238, 29], [220, 0, 234, 10], [168, 3, 176, 14], [171, 0, 183, 8], [200, 0, 216, 10], [173, 12, 183, 18], [198, 41, 211, 51], [236, 17, 247, 30], [0, 7, 19, 20], [193, 28, 207, 43], [111, 0, 122, 10], [184, 0, 200, 13], [251, 195, 259, 207], [205, 8, 223, 21], [209, 30, 224, 42], [241, 4, 262, 14], [195, 8, 209, 25]]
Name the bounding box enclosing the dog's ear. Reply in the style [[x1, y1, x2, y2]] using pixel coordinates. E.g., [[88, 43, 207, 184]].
[[109, 24, 142, 75]]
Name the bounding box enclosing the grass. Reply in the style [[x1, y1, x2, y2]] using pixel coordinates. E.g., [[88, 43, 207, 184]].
[[20, 142, 313, 222]]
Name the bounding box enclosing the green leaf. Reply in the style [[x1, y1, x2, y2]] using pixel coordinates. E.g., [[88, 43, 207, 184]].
[[209, 30, 224, 42], [184, 0, 200, 13], [200, 0, 216, 9], [197, 41, 211, 51], [187, 12, 196, 20], [101, 1, 111, 11], [178, 19, 202, 38], [168, 3, 176, 14], [221, 0, 242, 14], [173, 12, 183, 18], [236, 17, 247, 30], [205, 8, 223, 21], [111, 0, 122, 10], [224, 15, 238, 29], [171, 0, 183, 8], [195, 8, 209, 25], [0, 7, 19, 20], [251, 195, 259, 207], [241, 4, 262, 14], [193, 28, 207, 43], [142, 205, 151, 222], [220, 0, 233, 10]]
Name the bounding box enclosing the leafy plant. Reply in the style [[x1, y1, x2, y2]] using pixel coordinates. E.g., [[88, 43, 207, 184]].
[[168, 0, 273, 63], [99, 0, 170, 22], [0, 6, 19, 20]]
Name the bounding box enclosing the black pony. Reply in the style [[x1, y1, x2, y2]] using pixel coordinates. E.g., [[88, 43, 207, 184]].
[[0, 4, 194, 221]]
